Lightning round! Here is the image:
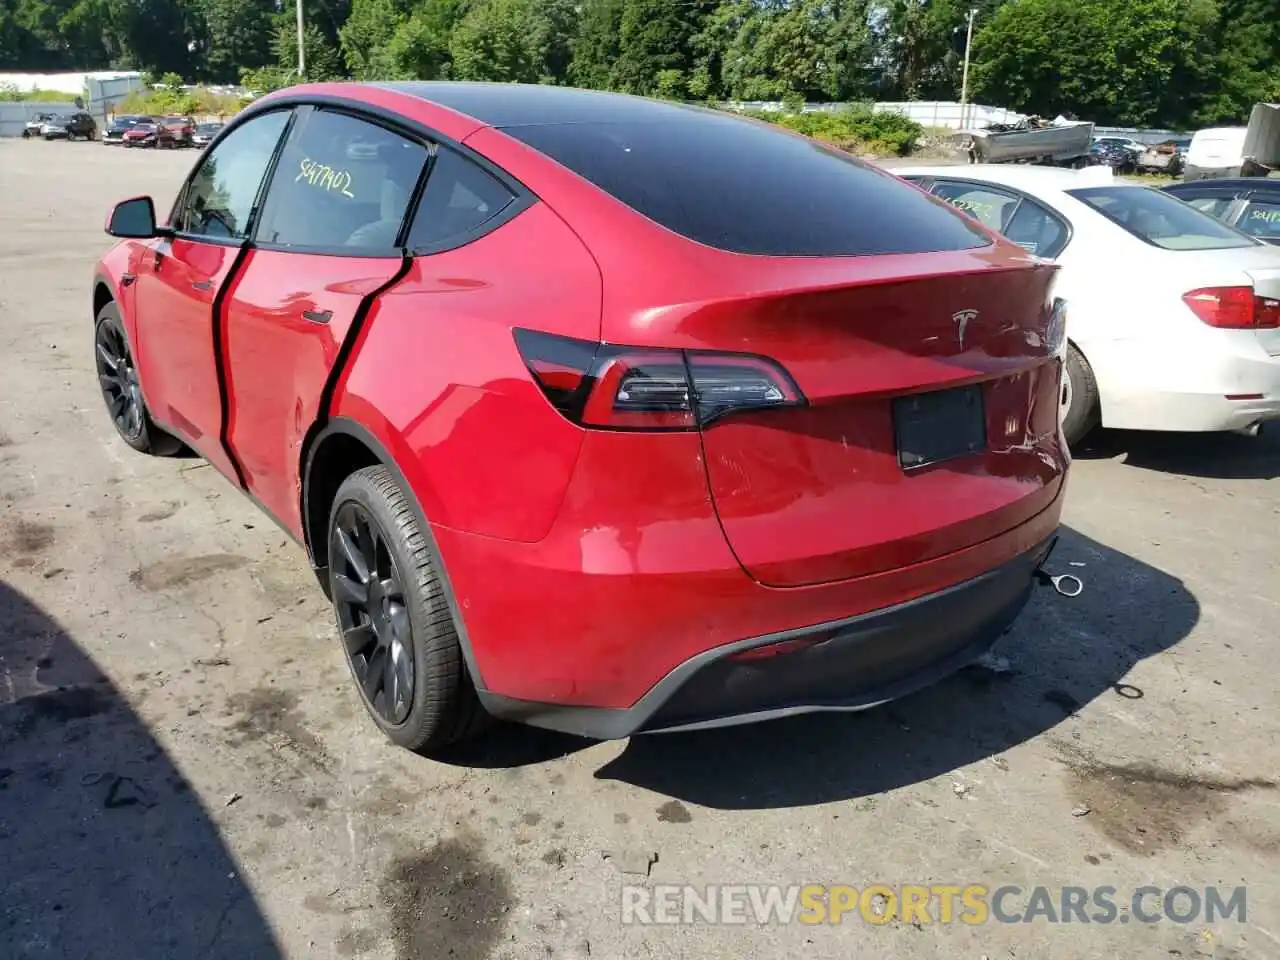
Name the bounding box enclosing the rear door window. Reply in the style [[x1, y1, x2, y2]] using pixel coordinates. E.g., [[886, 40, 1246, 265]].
[[929, 181, 1021, 232], [1004, 198, 1070, 257], [1238, 199, 1280, 242], [504, 114, 989, 256], [255, 109, 429, 252], [1068, 186, 1256, 250], [405, 147, 516, 251]]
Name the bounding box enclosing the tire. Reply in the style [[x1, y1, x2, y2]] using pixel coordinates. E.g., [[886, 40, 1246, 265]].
[[94, 303, 183, 456], [327, 465, 487, 753], [1060, 343, 1100, 448]]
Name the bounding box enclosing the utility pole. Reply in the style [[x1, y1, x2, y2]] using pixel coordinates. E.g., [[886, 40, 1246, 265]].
[[959, 7, 976, 129], [295, 0, 306, 78]]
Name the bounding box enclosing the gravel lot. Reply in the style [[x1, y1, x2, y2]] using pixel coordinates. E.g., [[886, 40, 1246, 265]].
[[1, 137, 1277, 960]]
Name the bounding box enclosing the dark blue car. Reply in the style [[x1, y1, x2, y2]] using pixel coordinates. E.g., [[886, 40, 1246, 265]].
[[1163, 178, 1280, 245]]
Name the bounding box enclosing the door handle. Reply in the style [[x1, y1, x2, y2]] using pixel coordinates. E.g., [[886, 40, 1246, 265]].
[[302, 309, 333, 324], [121, 273, 136, 287], [191, 280, 214, 292]]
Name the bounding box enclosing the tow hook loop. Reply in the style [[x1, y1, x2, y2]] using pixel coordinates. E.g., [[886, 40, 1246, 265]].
[[1035, 568, 1084, 598]]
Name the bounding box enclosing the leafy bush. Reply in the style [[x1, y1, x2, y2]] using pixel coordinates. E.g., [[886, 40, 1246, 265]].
[[743, 104, 924, 156], [0, 83, 79, 103]]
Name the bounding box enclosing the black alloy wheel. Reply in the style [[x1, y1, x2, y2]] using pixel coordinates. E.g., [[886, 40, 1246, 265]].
[[93, 304, 182, 455], [326, 465, 487, 752], [331, 499, 416, 725], [96, 314, 146, 444]]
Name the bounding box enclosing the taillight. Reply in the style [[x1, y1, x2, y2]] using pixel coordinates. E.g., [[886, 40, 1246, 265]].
[[513, 328, 804, 431], [1259, 295, 1280, 329], [1182, 286, 1280, 329]]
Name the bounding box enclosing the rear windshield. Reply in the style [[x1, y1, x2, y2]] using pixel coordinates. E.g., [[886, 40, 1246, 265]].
[[1068, 186, 1256, 250], [504, 113, 990, 256]]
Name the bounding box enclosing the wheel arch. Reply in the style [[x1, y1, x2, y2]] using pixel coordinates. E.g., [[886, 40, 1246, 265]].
[[92, 274, 115, 321], [299, 416, 486, 689]]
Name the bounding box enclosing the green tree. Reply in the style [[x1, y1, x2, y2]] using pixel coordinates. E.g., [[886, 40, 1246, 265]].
[[197, 0, 277, 83], [610, 0, 713, 96], [971, 0, 1208, 127], [569, 0, 624, 90], [1193, 0, 1280, 124], [273, 19, 344, 80], [382, 0, 465, 78], [708, 0, 872, 102], [449, 0, 571, 84], [340, 0, 407, 79]]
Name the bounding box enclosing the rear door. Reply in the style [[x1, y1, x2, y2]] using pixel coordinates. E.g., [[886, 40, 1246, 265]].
[[130, 108, 291, 476], [222, 107, 428, 535]]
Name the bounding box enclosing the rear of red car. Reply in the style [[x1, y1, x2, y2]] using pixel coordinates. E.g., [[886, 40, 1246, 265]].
[[403, 103, 1069, 736]]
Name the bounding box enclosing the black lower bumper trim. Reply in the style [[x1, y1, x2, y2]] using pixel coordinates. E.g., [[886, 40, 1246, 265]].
[[479, 535, 1054, 740]]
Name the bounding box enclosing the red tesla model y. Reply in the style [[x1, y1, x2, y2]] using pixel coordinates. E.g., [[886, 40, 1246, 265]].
[[93, 82, 1069, 753]]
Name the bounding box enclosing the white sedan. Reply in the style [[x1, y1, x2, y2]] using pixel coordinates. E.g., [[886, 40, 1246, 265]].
[[889, 164, 1280, 446]]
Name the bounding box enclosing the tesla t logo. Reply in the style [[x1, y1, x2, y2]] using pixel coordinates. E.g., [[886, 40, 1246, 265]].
[[952, 309, 979, 349]]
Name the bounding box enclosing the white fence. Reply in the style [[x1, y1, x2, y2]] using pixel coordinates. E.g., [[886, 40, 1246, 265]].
[[0, 101, 78, 138]]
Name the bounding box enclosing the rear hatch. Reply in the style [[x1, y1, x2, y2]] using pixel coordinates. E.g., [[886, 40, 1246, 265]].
[[497, 109, 1067, 588], [693, 257, 1064, 587]]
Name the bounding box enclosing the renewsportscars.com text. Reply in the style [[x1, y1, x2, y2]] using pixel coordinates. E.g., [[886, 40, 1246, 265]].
[[620, 884, 1248, 926]]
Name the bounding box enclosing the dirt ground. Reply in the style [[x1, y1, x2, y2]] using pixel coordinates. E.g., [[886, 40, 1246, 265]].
[[1, 138, 1277, 960]]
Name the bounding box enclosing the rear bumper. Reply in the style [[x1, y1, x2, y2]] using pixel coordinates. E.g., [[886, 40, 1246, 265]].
[[481, 536, 1055, 739], [1091, 332, 1280, 432]]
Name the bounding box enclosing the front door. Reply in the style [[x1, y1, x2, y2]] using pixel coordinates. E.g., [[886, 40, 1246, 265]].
[[130, 109, 291, 477], [222, 107, 428, 535]]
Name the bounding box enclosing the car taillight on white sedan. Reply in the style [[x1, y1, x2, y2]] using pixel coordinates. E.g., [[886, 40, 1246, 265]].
[[1182, 287, 1280, 330], [514, 328, 804, 430]]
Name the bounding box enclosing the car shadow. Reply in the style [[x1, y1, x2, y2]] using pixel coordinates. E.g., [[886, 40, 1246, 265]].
[[1073, 426, 1280, 480], [0, 581, 281, 958], [588, 524, 1199, 809]]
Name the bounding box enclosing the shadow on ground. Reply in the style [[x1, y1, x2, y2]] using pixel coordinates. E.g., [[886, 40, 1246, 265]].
[[439, 525, 1199, 810], [1074, 426, 1280, 480], [0, 581, 281, 958], [594, 525, 1197, 808]]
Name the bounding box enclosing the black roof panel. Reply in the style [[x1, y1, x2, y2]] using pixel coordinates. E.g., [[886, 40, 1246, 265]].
[[374, 82, 710, 127]]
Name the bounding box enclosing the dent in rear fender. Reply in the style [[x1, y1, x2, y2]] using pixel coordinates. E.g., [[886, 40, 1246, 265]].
[[330, 203, 602, 542]]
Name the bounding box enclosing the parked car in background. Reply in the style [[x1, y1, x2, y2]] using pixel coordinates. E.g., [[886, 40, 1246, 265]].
[[22, 113, 57, 138], [39, 112, 97, 141], [893, 164, 1280, 445], [191, 121, 223, 147], [1092, 135, 1146, 160], [1185, 127, 1250, 181], [1087, 139, 1137, 173], [162, 116, 196, 146], [1164, 178, 1280, 245], [1136, 139, 1186, 176], [103, 115, 147, 146], [92, 82, 1069, 754], [123, 119, 177, 148]]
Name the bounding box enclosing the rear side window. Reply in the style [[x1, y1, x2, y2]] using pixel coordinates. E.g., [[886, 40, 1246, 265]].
[[256, 109, 429, 252], [1238, 199, 1280, 242], [1068, 186, 1256, 251], [1005, 199, 1069, 258], [406, 147, 516, 251], [930, 182, 1020, 232], [1179, 194, 1235, 220], [504, 113, 989, 256]]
